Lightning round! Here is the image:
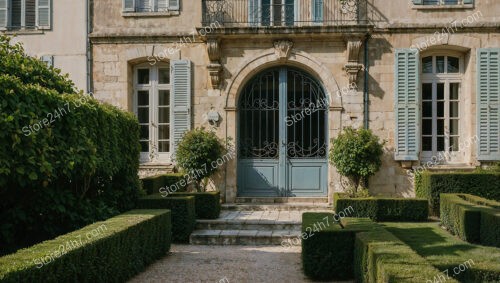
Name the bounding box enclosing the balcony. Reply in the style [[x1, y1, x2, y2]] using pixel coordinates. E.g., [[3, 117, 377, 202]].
[[201, 0, 370, 30]]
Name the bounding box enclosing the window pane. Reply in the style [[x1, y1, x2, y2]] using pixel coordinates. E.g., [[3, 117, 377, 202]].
[[159, 125, 170, 140], [422, 137, 433, 151], [450, 119, 459, 135], [138, 90, 149, 106], [450, 83, 459, 100], [140, 125, 149, 139], [437, 83, 444, 100], [137, 69, 150, 84], [437, 119, 444, 135], [450, 101, 459, 118], [437, 101, 444, 117], [436, 56, 445, 73], [444, 0, 459, 4], [158, 107, 170, 123], [447, 57, 459, 73], [140, 141, 149, 152], [423, 119, 432, 135], [437, 137, 445, 151], [422, 57, 433, 73], [11, 0, 21, 27], [158, 141, 170, 152], [422, 83, 432, 100], [450, 136, 459, 151], [423, 102, 433, 117], [159, 68, 170, 84], [138, 108, 149, 123], [25, 0, 36, 28], [159, 90, 170, 106]]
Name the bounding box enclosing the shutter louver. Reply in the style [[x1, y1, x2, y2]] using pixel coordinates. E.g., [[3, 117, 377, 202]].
[[412, 0, 423, 4], [248, 0, 259, 26], [0, 0, 8, 28], [26, 0, 36, 28], [313, 0, 323, 23], [157, 0, 168, 12], [37, 0, 50, 28], [168, 0, 179, 11], [171, 60, 191, 155], [463, 0, 473, 4], [477, 49, 500, 160], [394, 49, 420, 161], [123, 0, 135, 12]]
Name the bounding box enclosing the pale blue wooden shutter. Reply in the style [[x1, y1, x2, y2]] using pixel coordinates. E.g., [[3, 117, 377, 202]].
[[171, 60, 191, 154], [123, 0, 135, 12], [168, 0, 179, 11], [0, 0, 8, 28], [37, 0, 50, 28], [312, 0, 323, 23], [477, 49, 500, 160], [463, 0, 473, 4], [157, 0, 168, 11], [412, 0, 422, 4], [394, 49, 420, 161], [248, 0, 259, 26]]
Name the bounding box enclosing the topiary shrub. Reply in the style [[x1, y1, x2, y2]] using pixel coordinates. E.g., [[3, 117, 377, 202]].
[[329, 127, 384, 196], [168, 191, 221, 219], [174, 127, 228, 192]]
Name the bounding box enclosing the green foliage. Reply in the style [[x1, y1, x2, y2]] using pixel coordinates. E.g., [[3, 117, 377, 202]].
[[415, 171, 500, 216], [329, 127, 384, 193], [0, 38, 141, 255], [384, 222, 500, 282], [0, 209, 171, 283], [354, 224, 452, 283], [334, 193, 428, 222], [137, 194, 196, 243], [440, 193, 500, 247], [168, 191, 221, 219], [174, 128, 227, 191], [142, 173, 188, 195], [0, 35, 75, 94]]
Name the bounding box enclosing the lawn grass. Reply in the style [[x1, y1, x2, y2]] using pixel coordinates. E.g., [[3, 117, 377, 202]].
[[382, 222, 500, 282]]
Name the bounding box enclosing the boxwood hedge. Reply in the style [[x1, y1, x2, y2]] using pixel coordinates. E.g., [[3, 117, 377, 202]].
[[142, 173, 187, 195], [441, 193, 500, 247], [334, 193, 428, 221], [137, 194, 196, 242], [416, 171, 500, 216], [168, 191, 221, 219], [0, 37, 141, 255], [0, 209, 171, 283]]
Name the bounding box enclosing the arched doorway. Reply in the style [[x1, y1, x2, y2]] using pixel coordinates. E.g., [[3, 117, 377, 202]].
[[237, 66, 328, 197]]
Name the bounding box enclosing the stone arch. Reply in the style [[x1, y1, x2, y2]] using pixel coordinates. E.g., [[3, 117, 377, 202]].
[[225, 48, 343, 109], [410, 34, 480, 53]]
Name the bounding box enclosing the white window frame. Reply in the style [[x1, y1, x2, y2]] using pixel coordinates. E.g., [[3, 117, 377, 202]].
[[6, 0, 46, 29], [134, 63, 172, 164], [251, 0, 298, 27], [421, 52, 464, 164]]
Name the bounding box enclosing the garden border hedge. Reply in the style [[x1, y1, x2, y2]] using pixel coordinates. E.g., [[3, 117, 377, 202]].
[[440, 193, 500, 247], [168, 191, 221, 219], [142, 173, 187, 195], [333, 193, 428, 221], [0, 209, 171, 283], [415, 171, 500, 216], [137, 194, 195, 242]]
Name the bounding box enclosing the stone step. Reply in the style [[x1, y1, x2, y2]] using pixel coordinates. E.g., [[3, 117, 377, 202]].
[[221, 203, 333, 211], [235, 197, 328, 204], [196, 219, 301, 230], [189, 229, 302, 245]]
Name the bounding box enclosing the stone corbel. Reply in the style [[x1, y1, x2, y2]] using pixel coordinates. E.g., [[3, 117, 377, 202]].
[[273, 40, 294, 61], [206, 37, 222, 89], [343, 35, 365, 89]]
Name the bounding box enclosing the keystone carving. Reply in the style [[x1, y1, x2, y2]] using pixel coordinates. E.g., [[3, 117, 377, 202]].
[[273, 40, 294, 61]]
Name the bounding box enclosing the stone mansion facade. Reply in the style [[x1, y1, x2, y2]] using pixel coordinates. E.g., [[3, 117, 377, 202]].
[[3, 0, 499, 203]]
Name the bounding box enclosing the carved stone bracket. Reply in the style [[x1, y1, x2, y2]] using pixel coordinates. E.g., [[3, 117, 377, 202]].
[[343, 35, 365, 89], [273, 40, 294, 61], [206, 37, 222, 89]]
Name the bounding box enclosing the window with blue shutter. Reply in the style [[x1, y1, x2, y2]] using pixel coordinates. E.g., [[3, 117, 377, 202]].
[[0, 0, 8, 28], [171, 60, 192, 154], [394, 49, 420, 161], [477, 49, 500, 161], [312, 0, 323, 23]]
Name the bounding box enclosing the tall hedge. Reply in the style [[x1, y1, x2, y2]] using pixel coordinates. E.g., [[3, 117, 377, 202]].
[[0, 36, 141, 255], [415, 171, 500, 216]]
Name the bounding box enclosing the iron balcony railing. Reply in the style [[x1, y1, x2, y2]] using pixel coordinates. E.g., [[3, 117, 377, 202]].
[[202, 0, 369, 28]]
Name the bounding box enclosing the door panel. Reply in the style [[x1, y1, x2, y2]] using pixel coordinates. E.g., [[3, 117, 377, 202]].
[[237, 160, 280, 197], [288, 160, 327, 196]]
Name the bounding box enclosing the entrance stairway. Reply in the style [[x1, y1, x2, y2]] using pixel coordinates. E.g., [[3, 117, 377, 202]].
[[189, 199, 332, 245]]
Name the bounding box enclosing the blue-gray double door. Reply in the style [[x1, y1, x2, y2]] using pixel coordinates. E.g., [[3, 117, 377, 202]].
[[237, 67, 328, 197]]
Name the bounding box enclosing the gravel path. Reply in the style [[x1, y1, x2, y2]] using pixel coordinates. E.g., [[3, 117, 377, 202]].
[[129, 244, 349, 283]]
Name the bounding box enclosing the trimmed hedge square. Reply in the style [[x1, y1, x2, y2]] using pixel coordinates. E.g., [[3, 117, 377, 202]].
[[141, 173, 187, 195], [0, 209, 171, 283], [334, 193, 428, 221], [415, 171, 500, 216], [168, 191, 221, 219], [137, 194, 195, 243]]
